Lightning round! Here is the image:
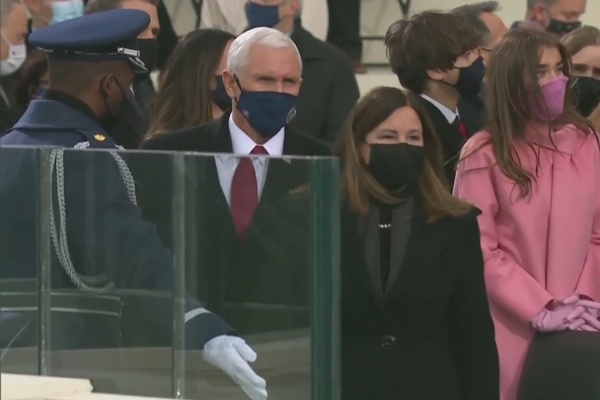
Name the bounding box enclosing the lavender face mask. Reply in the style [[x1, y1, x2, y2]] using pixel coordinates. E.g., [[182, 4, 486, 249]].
[[524, 76, 568, 121]]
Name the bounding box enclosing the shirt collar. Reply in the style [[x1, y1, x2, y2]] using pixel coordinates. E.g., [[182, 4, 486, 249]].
[[228, 114, 285, 163], [420, 94, 460, 124]]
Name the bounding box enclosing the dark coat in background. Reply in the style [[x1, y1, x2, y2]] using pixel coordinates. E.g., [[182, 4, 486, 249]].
[[290, 22, 359, 143], [340, 205, 500, 400], [135, 113, 331, 334]]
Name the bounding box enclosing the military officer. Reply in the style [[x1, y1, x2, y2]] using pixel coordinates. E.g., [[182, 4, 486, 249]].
[[0, 9, 267, 400]]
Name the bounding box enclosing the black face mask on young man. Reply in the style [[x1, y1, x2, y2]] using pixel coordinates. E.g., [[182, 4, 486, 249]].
[[368, 143, 425, 193], [453, 57, 486, 98]]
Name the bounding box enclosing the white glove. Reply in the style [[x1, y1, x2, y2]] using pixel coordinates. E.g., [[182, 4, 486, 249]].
[[203, 335, 268, 400]]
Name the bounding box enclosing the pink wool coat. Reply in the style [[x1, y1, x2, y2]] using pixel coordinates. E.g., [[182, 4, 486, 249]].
[[453, 124, 600, 400]]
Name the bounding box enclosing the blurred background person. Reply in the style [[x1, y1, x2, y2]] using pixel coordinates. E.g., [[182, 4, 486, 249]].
[[12, 48, 48, 117], [385, 11, 486, 186], [452, 1, 508, 65], [85, 0, 160, 149], [336, 86, 499, 400], [244, 0, 359, 144], [562, 26, 600, 126], [513, 0, 587, 36], [1, 0, 28, 132], [146, 29, 235, 136], [326, 0, 363, 73], [454, 29, 600, 400], [21, 0, 84, 32]]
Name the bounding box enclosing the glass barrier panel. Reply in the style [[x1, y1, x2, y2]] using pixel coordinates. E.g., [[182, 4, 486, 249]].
[[0, 146, 52, 376], [0, 146, 340, 400]]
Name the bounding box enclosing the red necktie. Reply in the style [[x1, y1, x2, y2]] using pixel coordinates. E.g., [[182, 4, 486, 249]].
[[457, 118, 467, 138], [230, 145, 269, 238]]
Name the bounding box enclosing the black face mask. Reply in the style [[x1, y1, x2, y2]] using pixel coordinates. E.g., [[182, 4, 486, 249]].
[[547, 19, 581, 36], [137, 38, 159, 72], [572, 76, 600, 118], [100, 76, 131, 132], [451, 57, 486, 98], [212, 75, 231, 112], [368, 143, 425, 193]]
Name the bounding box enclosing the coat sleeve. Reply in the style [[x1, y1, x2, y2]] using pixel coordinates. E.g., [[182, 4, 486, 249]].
[[577, 141, 600, 300], [453, 142, 553, 326], [59, 150, 234, 348], [449, 215, 500, 400]]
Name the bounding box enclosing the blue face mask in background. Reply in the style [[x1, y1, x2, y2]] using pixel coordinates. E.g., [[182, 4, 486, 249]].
[[51, 0, 84, 24], [244, 2, 280, 28], [234, 76, 297, 138]]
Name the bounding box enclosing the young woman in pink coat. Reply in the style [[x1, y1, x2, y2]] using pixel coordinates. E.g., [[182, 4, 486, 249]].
[[454, 29, 600, 400]]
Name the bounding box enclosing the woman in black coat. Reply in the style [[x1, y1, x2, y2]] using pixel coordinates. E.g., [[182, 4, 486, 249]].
[[335, 87, 499, 400]]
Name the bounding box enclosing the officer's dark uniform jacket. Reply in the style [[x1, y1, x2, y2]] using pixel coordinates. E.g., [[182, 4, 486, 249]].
[[0, 90, 233, 348]]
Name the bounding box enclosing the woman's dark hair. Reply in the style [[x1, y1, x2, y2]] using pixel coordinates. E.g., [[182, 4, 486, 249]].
[[14, 49, 48, 109], [336, 86, 473, 219], [146, 29, 235, 136]]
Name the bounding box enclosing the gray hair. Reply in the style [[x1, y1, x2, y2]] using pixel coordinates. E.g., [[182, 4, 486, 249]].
[[227, 27, 302, 75], [452, 1, 501, 47]]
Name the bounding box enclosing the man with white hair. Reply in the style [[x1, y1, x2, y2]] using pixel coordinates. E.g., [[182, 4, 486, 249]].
[[140, 27, 330, 354], [243, 0, 359, 143]]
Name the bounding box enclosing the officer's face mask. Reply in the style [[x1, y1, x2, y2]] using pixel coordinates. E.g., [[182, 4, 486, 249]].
[[233, 74, 297, 138], [0, 31, 27, 76], [100, 76, 132, 129], [50, 0, 84, 24], [244, 1, 281, 28]]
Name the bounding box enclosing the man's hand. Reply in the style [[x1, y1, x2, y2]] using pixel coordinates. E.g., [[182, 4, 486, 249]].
[[203, 335, 268, 400]]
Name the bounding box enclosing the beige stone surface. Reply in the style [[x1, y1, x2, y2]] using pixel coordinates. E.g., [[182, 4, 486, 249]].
[[1, 374, 93, 400]]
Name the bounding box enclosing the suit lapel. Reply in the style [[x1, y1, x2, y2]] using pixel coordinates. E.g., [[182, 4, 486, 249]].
[[258, 126, 304, 203], [385, 210, 457, 301], [342, 207, 384, 305]]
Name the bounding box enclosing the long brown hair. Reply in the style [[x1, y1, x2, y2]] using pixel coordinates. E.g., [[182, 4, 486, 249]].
[[336, 86, 472, 220], [480, 29, 593, 198], [561, 26, 600, 57], [146, 29, 235, 136]]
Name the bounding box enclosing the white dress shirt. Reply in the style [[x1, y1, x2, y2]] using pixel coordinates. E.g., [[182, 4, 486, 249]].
[[215, 115, 285, 207], [420, 94, 460, 124]]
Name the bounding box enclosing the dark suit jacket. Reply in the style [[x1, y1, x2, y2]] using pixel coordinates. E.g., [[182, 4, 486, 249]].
[[341, 204, 499, 400], [416, 96, 482, 186], [458, 94, 486, 136], [290, 23, 359, 143], [135, 113, 331, 334]]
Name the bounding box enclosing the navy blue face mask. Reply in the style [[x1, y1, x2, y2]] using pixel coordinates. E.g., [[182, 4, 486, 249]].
[[234, 75, 297, 138], [245, 2, 280, 28], [212, 75, 231, 112], [452, 57, 486, 98]]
